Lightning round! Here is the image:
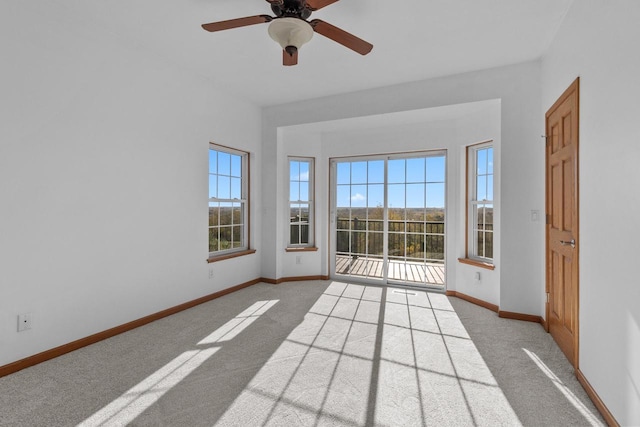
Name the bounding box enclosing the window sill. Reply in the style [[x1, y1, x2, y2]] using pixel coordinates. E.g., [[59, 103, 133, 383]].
[[458, 257, 495, 270], [285, 247, 318, 252], [207, 249, 256, 263]]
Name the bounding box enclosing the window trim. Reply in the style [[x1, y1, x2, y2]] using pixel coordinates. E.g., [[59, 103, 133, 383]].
[[287, 156, 315, 249], [460, 140, 494, 268], [208, 143, 251, 261]]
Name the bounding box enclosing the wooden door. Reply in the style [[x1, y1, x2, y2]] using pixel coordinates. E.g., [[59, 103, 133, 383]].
[[546, 78, 579, 367]]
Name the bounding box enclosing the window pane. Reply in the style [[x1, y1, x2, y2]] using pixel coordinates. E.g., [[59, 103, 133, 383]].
[[351, 185, 367, 207], [477, 176, 487, 200], [406, 183, 425, 208], [209, 228, 219, 252], [231, 155, 241, 177], [231, 177, 241, 199], [218, 204, 232, 226], [388, 211, 405, 232], [477, 205, 486, 230], [219, 227, 232, 250], [426, 156, 445, 182], [290, 203, 301, 221], [388, 184, 405, 208], [367, 216, 383, 231], [337, 185, 351, 208], [299, 204, 309, 223], [367, 184, 384, 209], [351, 162, 367, 184], [209, 151, 217, 174], [352, 231, 366, 254], [426, 183, 445, 208], [477, 232, 485, 258], [388, 233, 405, 257], [368, 161, 384, 184], [337, 163, 350, 185], [388, 159, 405, 184], [290, 182, 299, 201], [218, 176, 231, 199], [208, 175, 217, 199], [209, 203, 218, 226], [406, 234, 425, 259], [299, 183, 309, 201], [218, 152, 231, 175], [232, 204, 242, 225], [356, 217, 367, 231], [336, 231, 350, 253], [407, 221, 424, 234], [290, 224, 299, 245], [232, 226, 242, 247], [299, 161, 309, 182], [300, 225, 309, 244], [485, 231, 493, 258], [477, 149, 487, 175], [369, 232, 384, 256], [336, 208, 351, 227], [485, 205, 493, 234], [427, 235, 444, 260], [290, 161, 299, 181], [406, 158, 425, 183]]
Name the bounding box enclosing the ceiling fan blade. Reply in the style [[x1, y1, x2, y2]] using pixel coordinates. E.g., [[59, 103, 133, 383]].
[[202, 15, 272, 32], [283, 48, 298, 66], [310, 19, 373, 55], [305, 0, 340, 11]]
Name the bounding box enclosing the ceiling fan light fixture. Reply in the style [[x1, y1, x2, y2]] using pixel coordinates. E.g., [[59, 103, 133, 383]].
[[268, 17, 314, 51]]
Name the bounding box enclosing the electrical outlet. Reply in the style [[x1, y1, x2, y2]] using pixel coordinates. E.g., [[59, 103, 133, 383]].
[[17, 313, 32, 332], [208, 266, 214, 279], [296, 255, 302, 265], [475, 272, 481, 282]]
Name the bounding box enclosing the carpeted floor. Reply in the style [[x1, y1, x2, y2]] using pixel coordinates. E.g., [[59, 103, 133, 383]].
[[0, 280, 604, 426]]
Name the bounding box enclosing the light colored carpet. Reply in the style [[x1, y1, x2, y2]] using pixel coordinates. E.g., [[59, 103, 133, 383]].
[[0, 280, 604, 426]]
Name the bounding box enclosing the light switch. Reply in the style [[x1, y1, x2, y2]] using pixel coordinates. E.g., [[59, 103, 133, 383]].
[[531, 210, 540, 222]]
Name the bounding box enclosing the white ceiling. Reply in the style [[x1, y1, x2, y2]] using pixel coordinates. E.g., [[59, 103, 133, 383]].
[[57, 0, 573, 107]]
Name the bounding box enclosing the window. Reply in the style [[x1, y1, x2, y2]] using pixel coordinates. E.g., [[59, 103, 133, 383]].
[[466, 142, 494, 263], [288, 157, 314, 248], [208, 144, 249, 257]]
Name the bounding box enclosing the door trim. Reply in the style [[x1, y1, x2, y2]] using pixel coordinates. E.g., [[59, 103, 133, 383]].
[[545, 77, 580, 369], [328, 151, 447, 288]]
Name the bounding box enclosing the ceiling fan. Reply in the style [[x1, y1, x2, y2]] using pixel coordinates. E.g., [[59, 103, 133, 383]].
[[202, 0, 373, 66]]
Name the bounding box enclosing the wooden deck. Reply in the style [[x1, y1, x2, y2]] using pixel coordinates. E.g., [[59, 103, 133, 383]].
[[335, 255, 445, 286]]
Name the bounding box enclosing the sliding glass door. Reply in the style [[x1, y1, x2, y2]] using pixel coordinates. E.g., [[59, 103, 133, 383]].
[[331, 152, 446, 288]]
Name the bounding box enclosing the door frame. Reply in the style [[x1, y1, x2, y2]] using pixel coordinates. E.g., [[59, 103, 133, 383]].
[[545, 77, 580, 368], [328, 151, 448, 288]]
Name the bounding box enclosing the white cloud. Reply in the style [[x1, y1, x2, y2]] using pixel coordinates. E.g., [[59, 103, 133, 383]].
[[351, 193, 366, 202], [292, 171, 309, 181]]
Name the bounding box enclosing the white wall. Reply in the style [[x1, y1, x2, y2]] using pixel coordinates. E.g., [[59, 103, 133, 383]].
[[454, 107, 502, 305], [0, 3, 262, 366], [541, 2, 640, 424], [263, 62, 544, 314]]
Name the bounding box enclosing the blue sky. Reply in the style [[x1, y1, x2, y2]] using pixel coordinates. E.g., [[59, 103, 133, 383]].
[[209, 150, 242, 200], [336, 156, 446, 208]]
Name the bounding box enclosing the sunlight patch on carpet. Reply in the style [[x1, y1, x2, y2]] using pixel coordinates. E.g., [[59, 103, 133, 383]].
[[78, 299, 279, 426], [523, 348, 603, 426], [78, 347, 219, 427]]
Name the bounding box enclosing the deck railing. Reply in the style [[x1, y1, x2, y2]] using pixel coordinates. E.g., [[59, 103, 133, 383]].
[[336, 218, 446, 261]]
